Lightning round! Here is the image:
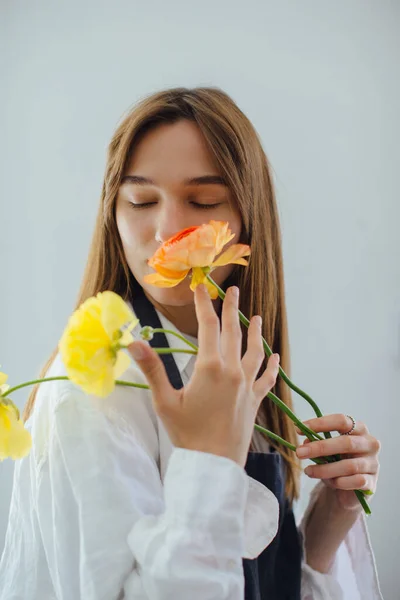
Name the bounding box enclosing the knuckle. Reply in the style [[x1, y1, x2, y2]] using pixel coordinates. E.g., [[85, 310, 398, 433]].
[[201, 357, 223, 375], [225, 321, 241, 335], [345, 436, 357, 452], [353, 459, 365, 475], [227, 369, 243, 386], [340, 414, 350, 430], [266, 372, 277, 389], [372, 437, 381, 453], [358, 474, 368, 488], [312, 442, 323, 457], [203, 315, 219, 328], [252, 346, 265, 362]]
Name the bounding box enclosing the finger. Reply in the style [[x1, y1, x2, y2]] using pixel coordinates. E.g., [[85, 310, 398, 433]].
[[329, 474, 375, 492], [304, 456, 379, 480], [127, 341, 175, 409], [296, 415, 369, 436], [241, 315, 265, 381], [252, 353, 280, 403], [296, 434, 375, 460], [194, 284, 221, 363], [220, 286, 242, 366]]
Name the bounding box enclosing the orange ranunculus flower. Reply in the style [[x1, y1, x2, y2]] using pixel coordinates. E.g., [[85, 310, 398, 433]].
[[143, 220, 251, 299]]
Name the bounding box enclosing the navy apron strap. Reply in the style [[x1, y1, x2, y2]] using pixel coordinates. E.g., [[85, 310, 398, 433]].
[[129, 279, 184, 390]]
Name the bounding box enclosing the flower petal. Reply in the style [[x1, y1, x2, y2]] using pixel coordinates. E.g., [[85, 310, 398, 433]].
[[189, 267, 207, 292], [209, 220, 235, 254], [0, 372, 8, 387], [114, 350, 131, 379], [99, 292, 139, 341], [119, 330, 134, 347], [189, 268, 219, 299], [187, 246, 218, 267], [211, 243, 251, 267], [143, 272, 187, 287], [149, 263, 190, 279], [0, 403, 32, 461], [205, 278, 219, 299]]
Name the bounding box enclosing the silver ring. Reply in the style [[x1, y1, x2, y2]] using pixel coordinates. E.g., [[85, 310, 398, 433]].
[[341, 414, 356, 435]]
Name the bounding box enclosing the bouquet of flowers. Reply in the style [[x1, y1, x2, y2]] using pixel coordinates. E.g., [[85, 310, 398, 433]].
[[0, 220, 372, 513]]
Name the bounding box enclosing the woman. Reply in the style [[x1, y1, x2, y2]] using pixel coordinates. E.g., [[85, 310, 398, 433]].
[[0, 87, 382, 599]]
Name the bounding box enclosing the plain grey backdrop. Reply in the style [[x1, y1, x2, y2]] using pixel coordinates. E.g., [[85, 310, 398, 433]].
[[1, 0, 399, 597]]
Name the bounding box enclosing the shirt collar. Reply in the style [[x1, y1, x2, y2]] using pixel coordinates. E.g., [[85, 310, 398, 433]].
[[127, 300, 198, 373], [155, 309, 198, 373]]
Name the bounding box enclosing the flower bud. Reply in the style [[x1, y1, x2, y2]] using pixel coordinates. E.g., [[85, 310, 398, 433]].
[[140, 326, 154, 341]]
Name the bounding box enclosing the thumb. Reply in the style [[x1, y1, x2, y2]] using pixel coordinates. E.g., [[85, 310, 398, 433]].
[[127, 341, 174, 406]]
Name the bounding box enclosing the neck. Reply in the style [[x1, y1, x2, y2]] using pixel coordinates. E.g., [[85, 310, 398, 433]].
[[143, 290, 221, 338]]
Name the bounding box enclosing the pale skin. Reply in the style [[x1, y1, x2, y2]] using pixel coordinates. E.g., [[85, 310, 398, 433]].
[[116, 119, 381, 574]]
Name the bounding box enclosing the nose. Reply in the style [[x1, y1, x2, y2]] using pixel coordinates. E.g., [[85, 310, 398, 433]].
[[154, 202, 190, 244]]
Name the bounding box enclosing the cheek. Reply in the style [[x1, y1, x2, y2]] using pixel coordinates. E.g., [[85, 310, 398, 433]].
[[229, 211, 242, 242], [116, 209, 149, 252]]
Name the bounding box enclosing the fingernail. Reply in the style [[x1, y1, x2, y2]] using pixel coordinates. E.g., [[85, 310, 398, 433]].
[[297, 446, 311, 458], [230, 286, 239, 297], [130, 343, 146, 360], [273, 353, 280, 363], [304, 466, 313, 477]]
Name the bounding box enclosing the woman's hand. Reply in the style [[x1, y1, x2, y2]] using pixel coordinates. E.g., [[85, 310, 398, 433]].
[[296, 414, 381, 511], [128, 284, 280, 468]]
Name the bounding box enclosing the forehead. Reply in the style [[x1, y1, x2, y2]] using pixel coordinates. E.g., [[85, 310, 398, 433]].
[[125, 120, 221, 183]]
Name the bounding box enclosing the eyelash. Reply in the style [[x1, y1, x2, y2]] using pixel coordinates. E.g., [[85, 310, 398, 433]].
[[129, 202, 222, 210]]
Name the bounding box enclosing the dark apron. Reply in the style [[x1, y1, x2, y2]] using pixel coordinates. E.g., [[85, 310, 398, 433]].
[[130, 282, 302, 599]]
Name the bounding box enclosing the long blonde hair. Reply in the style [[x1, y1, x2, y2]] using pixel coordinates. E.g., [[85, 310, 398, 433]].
[[23, 87, 300, 501]]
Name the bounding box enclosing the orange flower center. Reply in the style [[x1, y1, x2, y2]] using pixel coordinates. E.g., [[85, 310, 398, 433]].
[[164, 225, 200, 248]]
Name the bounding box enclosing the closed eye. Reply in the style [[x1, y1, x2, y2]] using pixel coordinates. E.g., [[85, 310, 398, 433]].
[[128, 202, 223, 210]]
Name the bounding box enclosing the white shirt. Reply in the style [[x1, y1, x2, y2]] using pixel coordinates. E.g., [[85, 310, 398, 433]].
[[0, 310, 382, 599]]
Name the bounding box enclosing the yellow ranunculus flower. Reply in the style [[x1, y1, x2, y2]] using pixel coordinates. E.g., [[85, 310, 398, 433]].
[[0, 400, 32, 461], [59, 291, 139, 397], [0, 369, 10, 396], [143, 220, 251, 299]]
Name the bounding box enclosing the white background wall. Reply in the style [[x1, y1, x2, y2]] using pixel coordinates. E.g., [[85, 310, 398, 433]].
[[1, 0, 399, 596]]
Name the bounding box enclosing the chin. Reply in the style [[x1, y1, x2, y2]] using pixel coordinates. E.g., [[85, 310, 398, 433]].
[[142, 278, 195, 307]]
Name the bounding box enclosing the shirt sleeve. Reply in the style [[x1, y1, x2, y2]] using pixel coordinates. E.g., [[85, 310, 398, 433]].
[[299, 482, 383, 600], [35, 389, 254, 600]]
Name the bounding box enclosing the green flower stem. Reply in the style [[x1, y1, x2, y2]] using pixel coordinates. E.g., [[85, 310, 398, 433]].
[[1, 376, 153, 400], [201, 274, 322, 443], [2, 376, 70, 399], [254, 424, 334, 466], [204, 274, 373, 513], [254, 423, 296, 451], [154, 347, 197, 355], [355, 490, 372, 515], [1, 347, 195, 399], [267, 391, 323, 441], [3, 373, 371, 514], [205, 273, 332, 441], [151, 328, 198, 351]]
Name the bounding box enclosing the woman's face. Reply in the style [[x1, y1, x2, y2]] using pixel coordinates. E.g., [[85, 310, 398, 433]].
[[116, 119, 242, 308]]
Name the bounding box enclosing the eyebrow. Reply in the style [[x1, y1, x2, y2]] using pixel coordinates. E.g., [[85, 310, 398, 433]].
[[120, 174, 228, 187]]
